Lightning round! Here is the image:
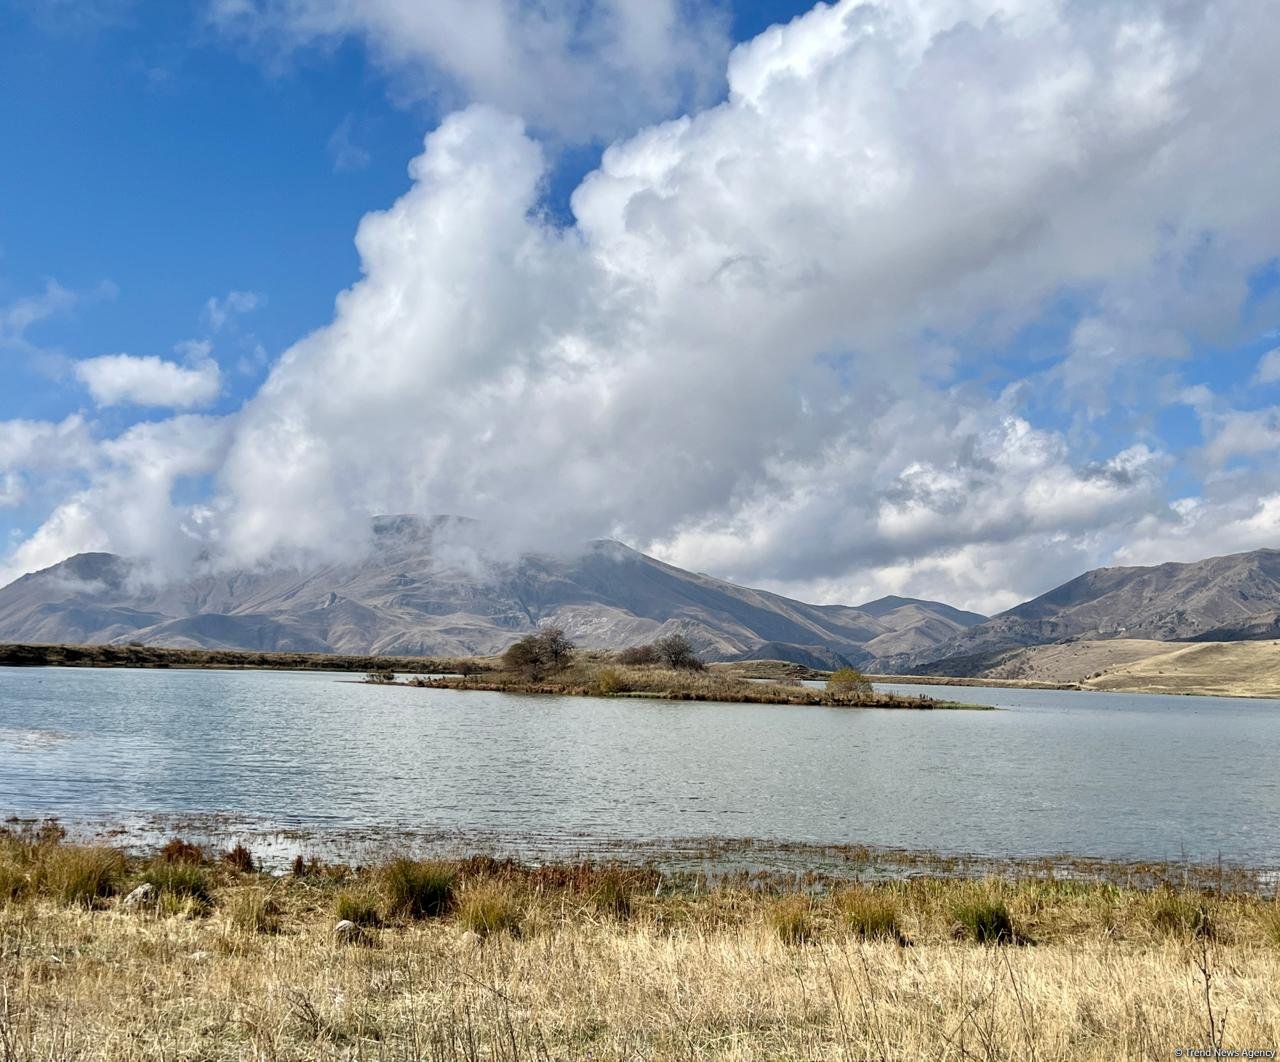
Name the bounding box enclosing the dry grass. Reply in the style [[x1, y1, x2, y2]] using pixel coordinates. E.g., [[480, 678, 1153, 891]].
[[402, 660, 972, 708], [3, 837, 1280, 1058]]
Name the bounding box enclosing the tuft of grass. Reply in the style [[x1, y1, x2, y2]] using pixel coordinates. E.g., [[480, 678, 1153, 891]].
[[585, 868, 642, 919], [158, 838, 205, 864], [768, 895, 815, 945], [380, 858, 456, 920], [0, 860, 29, 904], [141, 861, 215, 914], [224, 843, 256, 873], [335, 890, 383, 927], [1149, 891, 1214, 939], [38, 845, 124, 908], [952, 898, 1018, 944], [457, 881, 523, 938], [590, 665, 629, 696], [835, 886, 908, 943], [1259, 903, 1280, 947], [228, 888, 282, 934]]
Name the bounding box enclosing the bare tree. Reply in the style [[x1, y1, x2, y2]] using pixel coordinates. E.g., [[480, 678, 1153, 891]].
[[654, 633, 703, 670]]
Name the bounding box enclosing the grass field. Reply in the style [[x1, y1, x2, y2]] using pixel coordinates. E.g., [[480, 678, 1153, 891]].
[[2, 830, 1279, 1059]]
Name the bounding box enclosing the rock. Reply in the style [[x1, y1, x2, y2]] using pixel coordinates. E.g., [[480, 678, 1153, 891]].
[[457, 930, 482, 950], [333, 919, 362, 944], [121, 883, 156, 909]]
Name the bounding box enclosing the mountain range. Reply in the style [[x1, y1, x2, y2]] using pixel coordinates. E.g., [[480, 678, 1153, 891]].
[[1, 516, 1276, 672], [0, 516, 982, 667]]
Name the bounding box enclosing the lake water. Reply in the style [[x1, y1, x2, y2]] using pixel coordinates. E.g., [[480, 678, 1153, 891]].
[[2, 666, 1278, 868]]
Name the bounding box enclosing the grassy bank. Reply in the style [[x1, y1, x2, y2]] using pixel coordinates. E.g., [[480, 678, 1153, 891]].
[[0, 641, 484, 674], [2, 831, 1279, 1059], [386, 659, 983, 708]]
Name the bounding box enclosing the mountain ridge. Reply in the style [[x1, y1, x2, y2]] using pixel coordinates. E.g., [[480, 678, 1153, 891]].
[[0, 516, 980, 664]]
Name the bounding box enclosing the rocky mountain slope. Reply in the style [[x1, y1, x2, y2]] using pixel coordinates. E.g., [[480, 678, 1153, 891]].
[[0, 516, 980, 664], [881, 548, 1280, 673]]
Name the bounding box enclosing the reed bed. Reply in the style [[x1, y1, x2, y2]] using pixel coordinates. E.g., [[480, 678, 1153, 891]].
[[2, 833, 1279, 1059]]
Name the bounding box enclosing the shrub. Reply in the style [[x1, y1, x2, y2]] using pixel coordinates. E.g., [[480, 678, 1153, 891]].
[[366, 669, 396, 684], [1149, 891, 1214, 939], [952, 898, 1017, 944], [381, 859, 455, 919], [827, 667, 873, 699], [835, 887, 907, 943], [768, 896, 814, 945], [224, 843, 256, 873], [503, 627, 576, 679], [229, 888, 282, 934], [591, 665, 629, 696], [654, 634, 704, 671], [335, 889, 383, 927], [617, 644, 658, 666], [457, 881, 523, 938], [39, 846, 124, 908], [159, 838, 205, 864]]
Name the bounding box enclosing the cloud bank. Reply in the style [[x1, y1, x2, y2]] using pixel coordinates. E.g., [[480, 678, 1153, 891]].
[[5, 0, 1280, 610]]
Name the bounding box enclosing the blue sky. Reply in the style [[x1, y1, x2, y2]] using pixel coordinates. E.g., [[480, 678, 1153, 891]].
[[3, 0, 1280, 611]]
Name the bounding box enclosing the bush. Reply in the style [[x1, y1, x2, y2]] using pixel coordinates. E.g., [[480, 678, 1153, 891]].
[[224, 843, 256, 873], [618, 644, 658, 666], [952, 898, 1017, 944], [457, 882, 523, 938], [381, 859, 456, 919], [159, 838, 205, 864], [586, 868, 643, 919], [827, 667, 873, 699], [835, 887, 907, 943], [37, 846, 124, 908], [1149, 891, 1214, 939], [366, 669, 396, 684], [229, 888, 282, 934], [335, 890, 383, 927], [503, 627, 576, 679], [654, 634, 704, 671], [591, 665, 629, 696], [768, 896, 814, 945]]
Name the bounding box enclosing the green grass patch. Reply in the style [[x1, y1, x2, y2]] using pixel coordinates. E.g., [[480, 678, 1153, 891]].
[[381, 858, 456, 920]]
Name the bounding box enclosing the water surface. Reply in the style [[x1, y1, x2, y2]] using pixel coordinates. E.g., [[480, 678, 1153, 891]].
[[2, 667, 1278, 866]]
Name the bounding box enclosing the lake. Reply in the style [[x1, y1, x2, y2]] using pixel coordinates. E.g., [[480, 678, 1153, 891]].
[[2, 666, 1278, 868]]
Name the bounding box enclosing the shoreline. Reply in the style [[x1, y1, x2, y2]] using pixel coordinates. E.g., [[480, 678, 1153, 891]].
[[17, 814, 1277, 896], [4, 827, 1279, 1057]]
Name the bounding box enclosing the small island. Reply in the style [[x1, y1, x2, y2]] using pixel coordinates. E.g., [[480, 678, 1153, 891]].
[[365, 630, 988, 709]]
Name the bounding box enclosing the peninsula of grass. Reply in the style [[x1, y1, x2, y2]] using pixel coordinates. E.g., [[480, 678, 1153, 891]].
[[3, 826, 1279, 1059]]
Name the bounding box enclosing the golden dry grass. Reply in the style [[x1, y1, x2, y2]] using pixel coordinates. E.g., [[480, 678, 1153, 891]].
[[1085, 639, 1280, 698], [2, 837, 1280, 1058]]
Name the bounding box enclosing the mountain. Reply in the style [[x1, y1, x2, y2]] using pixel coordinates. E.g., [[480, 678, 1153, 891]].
[[0, 515, 978, 664], [882, 547, 1280, 673]]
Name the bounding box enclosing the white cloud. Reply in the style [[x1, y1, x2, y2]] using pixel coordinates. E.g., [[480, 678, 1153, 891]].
[[328, 114, 371, 172], [75, 353, 222, 408], [7, 0, 1280, 611], [1256, 347, 1280, 385], [202, 290, 262, 332], [208, 0, 732, 142]]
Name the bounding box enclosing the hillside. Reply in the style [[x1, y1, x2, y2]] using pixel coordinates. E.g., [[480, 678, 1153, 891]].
[[881, 548, 1280, 673], [0, 515, 979, 663]]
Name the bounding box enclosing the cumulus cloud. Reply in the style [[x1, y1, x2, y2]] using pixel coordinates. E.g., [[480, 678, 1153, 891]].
[[207, 0, 732, 142], [7, 0, 1280, 611], [74, 353, 222, 408]]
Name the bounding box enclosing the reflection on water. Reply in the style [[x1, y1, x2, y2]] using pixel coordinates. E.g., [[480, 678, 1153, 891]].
[[2, 666, 1278, 866]]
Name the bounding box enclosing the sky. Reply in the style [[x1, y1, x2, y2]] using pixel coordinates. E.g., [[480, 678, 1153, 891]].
[[2, 0, 1279, 615]]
